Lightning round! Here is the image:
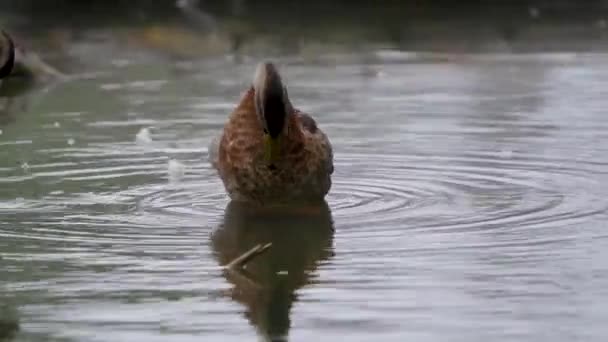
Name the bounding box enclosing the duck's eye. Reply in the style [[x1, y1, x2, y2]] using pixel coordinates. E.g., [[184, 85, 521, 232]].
[[263, 128, 268, 134]]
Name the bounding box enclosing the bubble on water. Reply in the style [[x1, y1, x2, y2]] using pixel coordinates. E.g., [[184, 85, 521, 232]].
[[168, 159, 185, 183], [0, 129, 3, 135], [54, 121, 61, 128], [21, 162, 30, 172], [67, 138, 75, 146], [136, 127, 152, 145]]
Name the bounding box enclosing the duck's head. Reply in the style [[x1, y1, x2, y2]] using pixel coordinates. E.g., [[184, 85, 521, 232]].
[[0, 30, 15, 79], [252, 62, 292, 165]]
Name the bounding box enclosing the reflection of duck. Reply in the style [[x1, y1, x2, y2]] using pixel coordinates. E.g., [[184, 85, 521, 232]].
[[209, 62, 334, 204], [0, 300, 19, 341], [211, 201, 335, 341]]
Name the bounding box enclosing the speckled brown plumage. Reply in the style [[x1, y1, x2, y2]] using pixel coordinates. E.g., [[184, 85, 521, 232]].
[[209, 64, 333, 204]]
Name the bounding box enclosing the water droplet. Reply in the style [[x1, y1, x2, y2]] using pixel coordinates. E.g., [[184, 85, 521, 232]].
[[67, 138, 75, 146], [135, 127, 152, 144], [276, 270, 289, 276], [21, 162, 30, 172], [54, 121, 61, 128], [168, 159, 185, 183], [0, 129, 3, 135]]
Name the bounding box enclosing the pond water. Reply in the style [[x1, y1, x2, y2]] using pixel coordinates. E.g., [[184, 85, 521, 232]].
[[0, 7, 607, 342]]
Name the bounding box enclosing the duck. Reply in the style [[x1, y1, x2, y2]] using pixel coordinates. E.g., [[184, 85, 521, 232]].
[[209, 62, 334, 205], [0, 30, 64, 116], [7, 41, 64, 82], [0, 30, 15, 79]]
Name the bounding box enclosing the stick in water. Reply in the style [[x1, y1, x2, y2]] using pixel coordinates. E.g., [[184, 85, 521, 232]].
[[225, 243, 272, 270]]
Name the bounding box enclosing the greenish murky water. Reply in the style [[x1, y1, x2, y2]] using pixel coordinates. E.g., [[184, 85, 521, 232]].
[[1, 3, 608, 341]]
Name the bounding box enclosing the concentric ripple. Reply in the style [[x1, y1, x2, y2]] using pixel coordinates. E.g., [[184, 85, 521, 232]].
[[135, 178, 228, 224], [2, 147, 606, 245], [328, 151, 608, 235]]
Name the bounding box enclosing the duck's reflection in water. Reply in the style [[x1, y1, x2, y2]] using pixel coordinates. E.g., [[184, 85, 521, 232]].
[[0, 299, 19, 341], [211, 201, 335, 341]]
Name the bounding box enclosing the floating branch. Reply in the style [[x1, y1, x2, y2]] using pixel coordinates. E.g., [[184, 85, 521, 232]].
[[225, 243, 272, 270]]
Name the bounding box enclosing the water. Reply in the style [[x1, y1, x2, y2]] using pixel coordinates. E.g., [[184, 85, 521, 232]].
[[1, 4, 608, 341]]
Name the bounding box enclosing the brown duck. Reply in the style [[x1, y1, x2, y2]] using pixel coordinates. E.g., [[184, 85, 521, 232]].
[[210, 62, 334, 204]]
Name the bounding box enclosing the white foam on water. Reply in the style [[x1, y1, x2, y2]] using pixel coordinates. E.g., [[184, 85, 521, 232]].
[[136, 127, 153, 145], [167, 159, 185, 183]]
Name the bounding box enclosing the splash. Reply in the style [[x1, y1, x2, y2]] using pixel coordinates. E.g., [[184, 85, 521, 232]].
[[167, 159, 185, 183]]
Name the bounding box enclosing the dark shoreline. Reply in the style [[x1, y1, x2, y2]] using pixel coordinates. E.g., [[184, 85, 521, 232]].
[[3, 0, 608, 54]]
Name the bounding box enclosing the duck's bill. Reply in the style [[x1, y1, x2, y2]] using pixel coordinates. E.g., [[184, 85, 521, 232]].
[[263, 134, 281, 164]]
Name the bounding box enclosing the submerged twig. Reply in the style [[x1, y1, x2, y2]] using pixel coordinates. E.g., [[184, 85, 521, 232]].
[[225, 266, 261, 290], [225, 243, 272, 270]]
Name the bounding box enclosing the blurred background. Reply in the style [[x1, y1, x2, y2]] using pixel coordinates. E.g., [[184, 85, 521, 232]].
[[5, 0, 608, 68]]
